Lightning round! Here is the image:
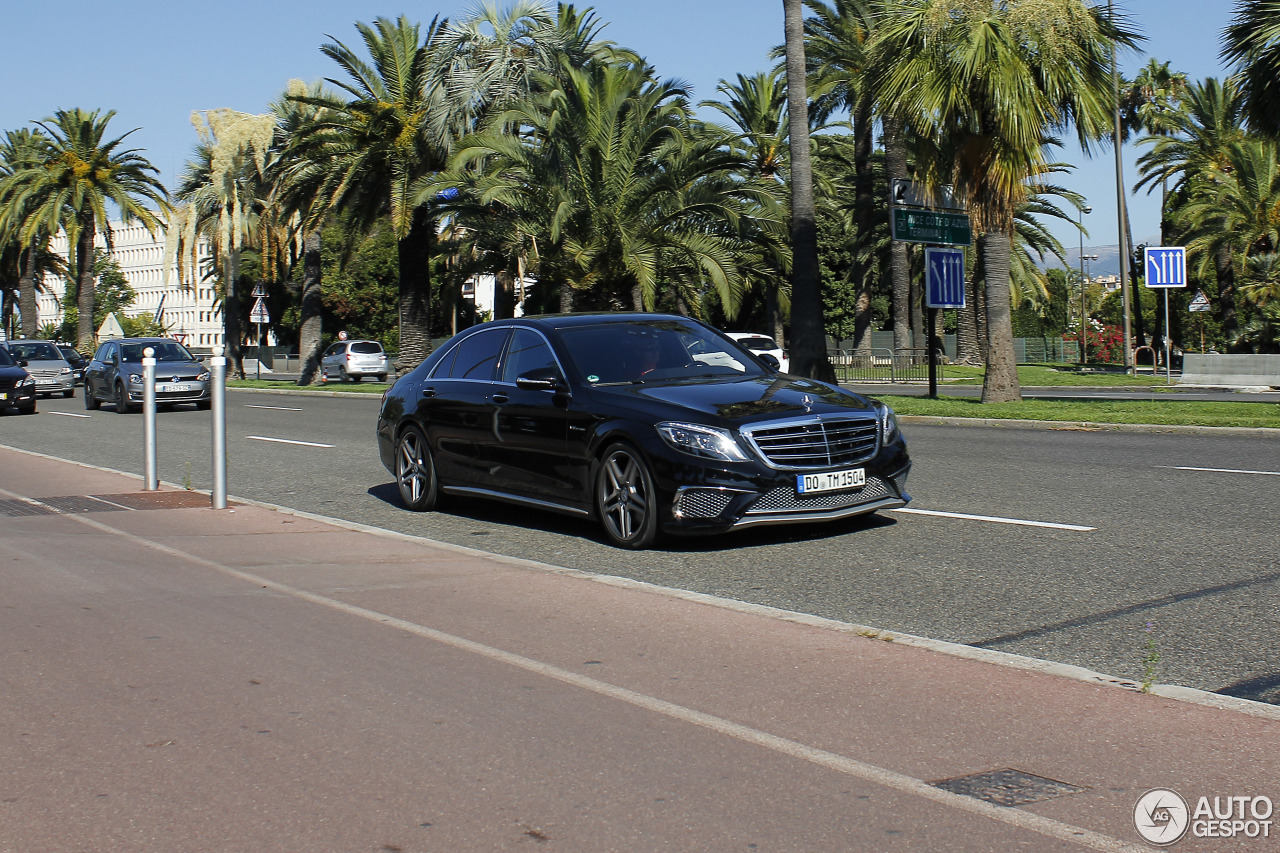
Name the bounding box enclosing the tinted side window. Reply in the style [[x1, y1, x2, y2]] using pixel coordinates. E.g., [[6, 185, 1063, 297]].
[[501, 329, 559, 383], [443, 329, 507, 381]]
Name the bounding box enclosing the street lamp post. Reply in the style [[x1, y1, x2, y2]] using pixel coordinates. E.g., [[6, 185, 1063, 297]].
[[1078, 206, 1092, 365], [1082, 254, 1099, 363]]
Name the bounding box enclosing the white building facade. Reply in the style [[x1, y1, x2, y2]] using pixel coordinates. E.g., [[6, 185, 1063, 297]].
[[38, 220, 222, 350]]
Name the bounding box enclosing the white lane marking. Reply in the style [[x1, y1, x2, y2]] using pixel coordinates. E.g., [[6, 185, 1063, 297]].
[[245, 404, 303, 411], [1160, 465, 1280, 477], [245, 435, 334, 448], [0, 499, 1142, 853], [47, 411, 92, 418], [890, 508, 1096, 532]]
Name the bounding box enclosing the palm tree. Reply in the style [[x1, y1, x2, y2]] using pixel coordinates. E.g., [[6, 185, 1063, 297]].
[[437, 57, 772, 317], [700, 69, 792, 342], [1222, 0, 1280, 138], [170, 109, 277, 378], [0, 109, 168, 351], [287, 16, 451, 371], [868, 0, 1139, 402], [1136, 77, 1249, 340], [783, 0, 837, 381], [0, 128, 52, 338]]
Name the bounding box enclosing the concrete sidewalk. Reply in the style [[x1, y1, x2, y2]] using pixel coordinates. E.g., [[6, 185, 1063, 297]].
[[2, 445, 1277, 851]]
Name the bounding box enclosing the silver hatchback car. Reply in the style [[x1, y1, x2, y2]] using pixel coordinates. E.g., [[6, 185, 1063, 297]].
[[2, 340, 75, 398], [321, 339, 391, 382]]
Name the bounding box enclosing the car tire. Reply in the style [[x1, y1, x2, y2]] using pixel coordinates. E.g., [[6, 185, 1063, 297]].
[[395, 425, 440, 512], [114, 383, 136, 414], [18, 403, 36, 415], [338, 366, 350, 383], [196, 400, 211, 411], [63, 388, 75, 399], [595, 443, 661, 550], [84, 384, 100, 410]]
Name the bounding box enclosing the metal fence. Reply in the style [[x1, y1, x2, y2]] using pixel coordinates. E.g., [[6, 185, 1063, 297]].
[[830, 349, 936, 383]]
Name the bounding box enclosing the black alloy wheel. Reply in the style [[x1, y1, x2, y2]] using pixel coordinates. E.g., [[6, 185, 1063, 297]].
[[395, 425, 439, 511], [595, 443, 660, 549], [84, 384, 100, 410], [114, 382, 135, 414]]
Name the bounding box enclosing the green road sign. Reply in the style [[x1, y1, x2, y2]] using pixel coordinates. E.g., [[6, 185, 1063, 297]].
[[891, 208, 972, 246]]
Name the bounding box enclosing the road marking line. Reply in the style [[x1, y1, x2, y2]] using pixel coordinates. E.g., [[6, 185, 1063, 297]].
[[245, 435, 334, 448], [890, 508, 1095, 531], [47, 411, 92, 418], [0, 500, 1142, 853], [1160, 465, 1280, 477], [245, 404, 303, 411]]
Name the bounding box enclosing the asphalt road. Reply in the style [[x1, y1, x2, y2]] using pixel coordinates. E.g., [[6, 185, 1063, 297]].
[[4, 388, 1279, 706]]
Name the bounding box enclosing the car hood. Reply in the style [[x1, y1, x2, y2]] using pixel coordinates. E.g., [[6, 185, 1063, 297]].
[[595, 375, 877, 425], [0, 365, 30, 381]]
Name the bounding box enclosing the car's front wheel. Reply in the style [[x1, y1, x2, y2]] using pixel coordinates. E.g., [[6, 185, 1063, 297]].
[[595, 443, 661, 549], [114, 383, 135, 414], [395, 425, 440, 511], [84, 383, 99, 410], [63, 388, 74, 399]]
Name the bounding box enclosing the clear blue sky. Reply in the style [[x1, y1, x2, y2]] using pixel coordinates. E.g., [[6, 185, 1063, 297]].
[[0, 1, 1237, 267]]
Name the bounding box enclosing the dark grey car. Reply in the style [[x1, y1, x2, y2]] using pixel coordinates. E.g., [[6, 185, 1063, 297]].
[[3, 340, 75, 398], [84, 338, 211, 413]]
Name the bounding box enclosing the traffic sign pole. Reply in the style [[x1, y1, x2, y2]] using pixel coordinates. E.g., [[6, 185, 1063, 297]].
[[1143, 247, 1187, 385]]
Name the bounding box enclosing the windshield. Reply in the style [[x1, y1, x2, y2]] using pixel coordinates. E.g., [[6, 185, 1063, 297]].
[[6, 342, 62, 361], [559, 320, 767, 385], [120, 341, 196, 363]]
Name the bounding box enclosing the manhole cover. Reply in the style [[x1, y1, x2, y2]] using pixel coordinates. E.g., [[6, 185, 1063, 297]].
[[0, 499, 54, 518], [929, 768, 1088, 807], [92, 492, 216, 510]]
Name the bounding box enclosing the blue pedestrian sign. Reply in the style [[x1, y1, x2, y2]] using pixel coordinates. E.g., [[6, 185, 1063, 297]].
[[924, 247, 965, 308], [1144, 246, 1187, 289]]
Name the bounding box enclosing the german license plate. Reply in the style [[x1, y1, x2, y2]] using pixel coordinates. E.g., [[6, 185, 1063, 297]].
[[156, 383, 192, 393], [797, 468, 865, 495]]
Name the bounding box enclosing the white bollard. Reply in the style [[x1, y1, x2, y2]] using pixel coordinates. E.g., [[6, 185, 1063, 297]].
[[143, 347, 157, 490], [211, 346, 227, 509]]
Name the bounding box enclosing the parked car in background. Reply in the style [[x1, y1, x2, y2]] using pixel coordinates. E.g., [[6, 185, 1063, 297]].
[[57, 344, 88, 386], [83, 338, 211, 413], [724, 331, 789, 373], [377, 313, 910, 549], [321, 339, 391, 382], [0, 345, 37, 414], [2, 340, 75, 398]]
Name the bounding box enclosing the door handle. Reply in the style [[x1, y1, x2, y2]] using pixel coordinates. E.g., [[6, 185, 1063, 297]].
[[422, 387, 436, 398], [491, 393, 509, 404]]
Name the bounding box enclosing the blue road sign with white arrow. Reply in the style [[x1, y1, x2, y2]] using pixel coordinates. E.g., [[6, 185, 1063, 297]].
[[1144, 246, 1187, 289], [924, 247, 965, 308]]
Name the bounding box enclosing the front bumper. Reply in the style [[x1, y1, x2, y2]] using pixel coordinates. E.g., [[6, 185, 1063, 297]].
[[0, 385, 37, 408], [126, 381, 211, 403], [653, 439, 912, 536]]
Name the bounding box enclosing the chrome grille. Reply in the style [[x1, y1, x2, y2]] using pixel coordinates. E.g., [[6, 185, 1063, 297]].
[[676, 489, 736, 519], [746, 477, 891, 514], [744, 417, 879, 469]]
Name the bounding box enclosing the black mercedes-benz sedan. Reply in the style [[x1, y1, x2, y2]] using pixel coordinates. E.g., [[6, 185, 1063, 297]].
[[376, 313, 910, 549]]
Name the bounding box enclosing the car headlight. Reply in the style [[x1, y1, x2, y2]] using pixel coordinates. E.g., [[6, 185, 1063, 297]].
[[127, 373, 144, 386], [656, 422, 749, 462], [197, 370, 210, 381], [59, 367, 71, 375], [876, 402, 900, 442], [18, 376, 35, 388]]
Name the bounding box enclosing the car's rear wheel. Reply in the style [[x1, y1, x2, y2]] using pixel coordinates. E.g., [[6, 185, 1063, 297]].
[[84, 383, 99, 410], [338, 366, 350, 383], [395, 425, 439, 511], [595, 443, 660, 549], [114, 382, 135, 414]]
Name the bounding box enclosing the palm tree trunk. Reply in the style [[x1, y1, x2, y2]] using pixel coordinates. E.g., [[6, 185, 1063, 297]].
[[851, 99, 875, 356], [297, 228, 323, 385], [398, 207, 434, 371], [782, 0, 835, 382], [19, 247, 39, 338], [74, 222, 96, 352], [559, 281, 573, 313], [883, 117, 912, 354], [225, 248, 244, 379], [1215, 244, 1239, 348], [980, 231, 1021, 402]]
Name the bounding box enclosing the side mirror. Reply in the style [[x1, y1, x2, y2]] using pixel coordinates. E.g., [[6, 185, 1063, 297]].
[[515, 367, 565, 392]]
